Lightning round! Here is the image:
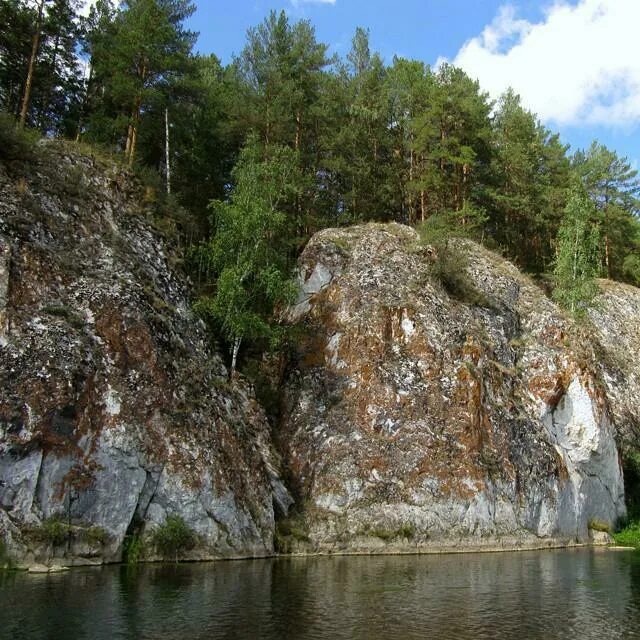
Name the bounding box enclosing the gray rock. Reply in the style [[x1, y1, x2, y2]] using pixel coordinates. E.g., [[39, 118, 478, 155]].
[[0, 142, 290, 565], [280, 224, 629, 552]]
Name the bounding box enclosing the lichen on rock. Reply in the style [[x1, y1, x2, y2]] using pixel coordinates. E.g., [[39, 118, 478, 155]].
[[0, 142, 289, 566], [279, 223, 628, 553]]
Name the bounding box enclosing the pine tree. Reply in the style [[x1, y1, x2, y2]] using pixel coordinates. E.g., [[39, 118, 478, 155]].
[[0, 1, 35, 117], [410, 64, 493, 223], [237, 11, 331, 236], [326, 28, 392, 223], [0, 0, 84, 133], [572, 142, 640, 281], [487, 89, 570, 271], [87, 0, 196, 164], [385, 56, 432, 223]]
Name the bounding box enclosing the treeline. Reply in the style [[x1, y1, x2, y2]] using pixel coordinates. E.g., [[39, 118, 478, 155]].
[[2, 3, 639, 333]]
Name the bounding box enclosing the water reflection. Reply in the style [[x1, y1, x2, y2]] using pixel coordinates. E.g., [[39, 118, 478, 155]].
[[1, 549, 639, 639]]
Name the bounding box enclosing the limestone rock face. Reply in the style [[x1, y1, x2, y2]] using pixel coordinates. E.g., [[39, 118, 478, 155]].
[[0, 143, 288, 565], [281, 223, 627, 552], [588, 280, 640, 455]]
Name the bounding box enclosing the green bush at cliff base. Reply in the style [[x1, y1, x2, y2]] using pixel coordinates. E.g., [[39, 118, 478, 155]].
[[152, 515, 196, 562], [31, 517, 71, 546], [0, 539, 12, 569], [613, 521, 640, 549], [123, 533, 145, 564], [275, 516, 311, 553]]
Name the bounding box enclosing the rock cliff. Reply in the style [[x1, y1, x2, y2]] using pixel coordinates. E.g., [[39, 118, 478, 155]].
[[1, 143, 637, 564], [0, 142, 289, 565], [279, 223, 630, 552]]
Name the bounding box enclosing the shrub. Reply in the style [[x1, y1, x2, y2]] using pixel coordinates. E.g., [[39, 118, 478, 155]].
[[418, 214, 492, 308], [397, 523, 416, 540], [0, 539, 12, 569], [152, 515, 196, 562], [0, 112, 38, 163], [613, 520, 640, 549], [84, 526, 108, 546], [275, 516, 311, 553], [360, 523, 417, 542], [32, 517, 71, 546], [123, 533, 145, 564]]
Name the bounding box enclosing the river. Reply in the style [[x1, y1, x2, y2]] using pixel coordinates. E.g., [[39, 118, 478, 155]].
[[1, 548, 639, 639]]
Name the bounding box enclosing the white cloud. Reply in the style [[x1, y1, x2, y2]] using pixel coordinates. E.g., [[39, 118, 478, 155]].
[[452, 0, 640, 128]]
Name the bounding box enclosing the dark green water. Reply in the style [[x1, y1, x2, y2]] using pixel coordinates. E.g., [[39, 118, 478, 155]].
[[2, 549, 640, 639]]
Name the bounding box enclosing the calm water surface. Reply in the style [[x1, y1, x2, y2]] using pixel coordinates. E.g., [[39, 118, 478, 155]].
[[2, 549, 640, 639]]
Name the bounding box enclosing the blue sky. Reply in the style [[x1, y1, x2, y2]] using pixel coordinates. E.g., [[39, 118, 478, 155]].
[[186, 0, 640, 169]]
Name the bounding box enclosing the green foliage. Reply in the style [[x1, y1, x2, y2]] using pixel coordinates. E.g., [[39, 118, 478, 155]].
[[622, 450, 640, 522], [418, 210, 492, 308], [84, 0, 196, 163], [487, 90, 570, 272], [573, 141, 640, 282], [83, 526, 108, 546], [32, 517, 71, 546], [553, 185, 601, 316], [123, 532, 145, 564], [623, 253, 640, 286], [613, 521, 640, 549], [0, 539, 12, 569], [274, 515, 311, 553], [152, 515, 196, 561], [360, 523, 416, 542], [2, 5, 639, 293], [195, 135, 299, 370], [0, 112, 38, 162], [0, 1, 85, 134], [42, 304, 85, 329], [417, 204, 487, 245]]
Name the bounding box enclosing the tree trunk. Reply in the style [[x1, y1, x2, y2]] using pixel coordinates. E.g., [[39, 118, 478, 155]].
[[165, 107, 171, 195], [18, 0, 45, 129], [230, 336, 242, 378], [126, 96, 142, 166], [409, 147, 414, 224], [603, 202, 611, 278]]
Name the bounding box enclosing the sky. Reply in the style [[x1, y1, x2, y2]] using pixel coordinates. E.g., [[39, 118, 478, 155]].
[[177, 0, 640, 169]]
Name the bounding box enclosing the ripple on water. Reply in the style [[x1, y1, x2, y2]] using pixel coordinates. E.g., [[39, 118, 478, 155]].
[[1, 548, 639, 640]]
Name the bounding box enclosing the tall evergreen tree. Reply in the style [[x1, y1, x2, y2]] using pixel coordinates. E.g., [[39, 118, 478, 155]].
[[238, 11, 331, 236], [87, 0, 196, 164], [0, 0, 84, 133], [326, 28, 393, 223], [572, 142, 640, 281], [410, 64, 493, 223], [0, 1, 35, 117], [487, 89, 570, 271], [385, 56, 432, 223]]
